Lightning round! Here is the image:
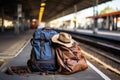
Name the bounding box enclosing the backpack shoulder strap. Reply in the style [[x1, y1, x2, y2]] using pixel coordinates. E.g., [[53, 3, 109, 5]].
[[40, 32, 45, 59]]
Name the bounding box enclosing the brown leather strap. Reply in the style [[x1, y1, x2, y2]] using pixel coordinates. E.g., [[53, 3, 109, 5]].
[[49, 32, 56, 59], [7, 66, 31, 75], [51, 47, 55, 59], [39, 71, 58, 75]]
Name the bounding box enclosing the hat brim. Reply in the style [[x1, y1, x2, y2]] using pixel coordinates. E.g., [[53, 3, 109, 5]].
[[52, 34, 74, 47]]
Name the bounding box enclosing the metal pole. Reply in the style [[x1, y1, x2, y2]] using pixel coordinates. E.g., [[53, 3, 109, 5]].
[[93, 0, 98, 34], [62, 12, 65, 29], [1, 7, 4, 32], [115, 16, 117, 30], [74, 5, 77, 30], [15, 4, 22, 34]]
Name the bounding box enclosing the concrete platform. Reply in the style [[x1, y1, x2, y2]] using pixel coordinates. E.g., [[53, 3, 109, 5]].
[[0, 29, 34, 61], [0, 42, 111, 80], [57, 29, 120, 41]]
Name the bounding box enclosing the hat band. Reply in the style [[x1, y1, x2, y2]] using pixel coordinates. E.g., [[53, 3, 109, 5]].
[[58, 38, 70, 43]]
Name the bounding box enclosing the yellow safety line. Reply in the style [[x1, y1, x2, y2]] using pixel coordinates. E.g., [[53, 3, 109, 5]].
[[81, 50, 120, 75]]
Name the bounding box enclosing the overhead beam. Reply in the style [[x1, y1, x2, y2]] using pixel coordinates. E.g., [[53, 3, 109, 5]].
[[45, 0, 111, 22]]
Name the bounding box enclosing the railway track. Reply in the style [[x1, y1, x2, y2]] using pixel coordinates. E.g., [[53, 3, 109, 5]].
[[72, 34, 120, 62], [55, 29, 120, 76], [55, 29, 120, 55]]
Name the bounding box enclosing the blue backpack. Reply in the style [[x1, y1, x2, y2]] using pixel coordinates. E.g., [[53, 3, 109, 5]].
[[27, 28, 58, 72]]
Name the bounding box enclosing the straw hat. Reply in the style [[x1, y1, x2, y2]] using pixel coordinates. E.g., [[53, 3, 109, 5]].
[[52, 32, 74, 47]]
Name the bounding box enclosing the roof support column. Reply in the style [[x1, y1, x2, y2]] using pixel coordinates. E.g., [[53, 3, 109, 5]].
[[114, 16, 117, 30], [74, 5, 77, 31], [106, 16, 109, 30], [109, 16, 114, 31], [1, 7, 4, 32], [15, 4, 22, 34], [62, 12, 65, 29], [93, 0, 98, 34]]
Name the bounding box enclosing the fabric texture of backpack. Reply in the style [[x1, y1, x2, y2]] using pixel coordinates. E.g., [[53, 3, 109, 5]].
[[27, 28, 58, 72], [56, 42, 88, 74]]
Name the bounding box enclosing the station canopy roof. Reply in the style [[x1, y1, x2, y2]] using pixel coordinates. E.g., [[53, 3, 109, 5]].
[[0, 0, 111, 22], [87, 11, 120, 18]]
